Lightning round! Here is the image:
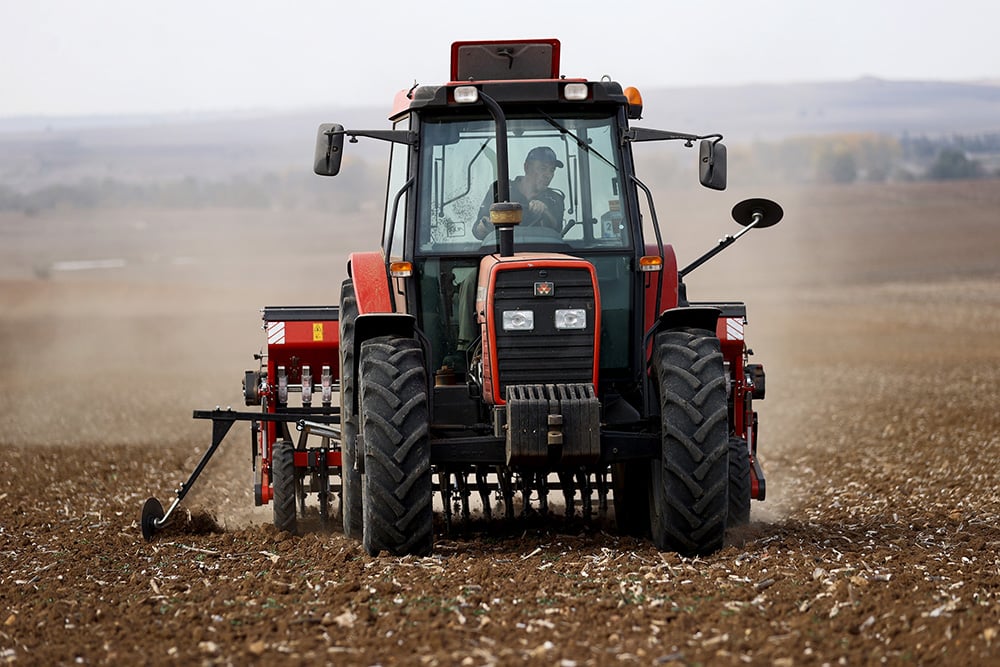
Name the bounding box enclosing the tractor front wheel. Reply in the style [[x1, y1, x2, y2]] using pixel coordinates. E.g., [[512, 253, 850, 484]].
[[649, 328, 729, 555], [358, 335, 433, 556], [271, 440, 298, 534]]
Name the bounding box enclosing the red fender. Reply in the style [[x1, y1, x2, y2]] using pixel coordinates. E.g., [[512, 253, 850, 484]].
[[349, 251, 393, 314]]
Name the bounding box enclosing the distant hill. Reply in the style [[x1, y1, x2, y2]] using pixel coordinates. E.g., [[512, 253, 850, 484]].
[[636, 78, 1000, 142], [5, 77, 998, 139], [0, 107, 385, 190]]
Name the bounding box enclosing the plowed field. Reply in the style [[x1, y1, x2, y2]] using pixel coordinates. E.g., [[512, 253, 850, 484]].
[[2, 180, 999, 665]]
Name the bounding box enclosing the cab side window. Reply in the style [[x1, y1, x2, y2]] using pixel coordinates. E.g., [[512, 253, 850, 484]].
[[383, 117, 410, 259]]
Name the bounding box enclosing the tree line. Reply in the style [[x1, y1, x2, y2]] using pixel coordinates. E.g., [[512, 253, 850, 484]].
[[0, 160, 382, 215], [1, 133, 997, 214], [740, 132, 1000, 185]]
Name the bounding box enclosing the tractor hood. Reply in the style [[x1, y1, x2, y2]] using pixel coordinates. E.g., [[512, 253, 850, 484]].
[[475, 252, 601, 405]]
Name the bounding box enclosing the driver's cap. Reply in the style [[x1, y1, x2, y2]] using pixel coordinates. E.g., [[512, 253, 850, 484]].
[[526, 146, 563, 168]]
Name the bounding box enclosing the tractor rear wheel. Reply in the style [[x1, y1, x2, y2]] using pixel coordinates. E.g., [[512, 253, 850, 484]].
[[339, 279, 363, 539], [727, 436, 751, 528], [358, 335, 433, 556], [649, 328, 729, 555], [272, 440, 297, 534]]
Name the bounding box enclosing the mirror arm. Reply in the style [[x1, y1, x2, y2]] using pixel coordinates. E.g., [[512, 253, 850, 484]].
[[624, 128, 723, 147], [329, 128, 417, 145]]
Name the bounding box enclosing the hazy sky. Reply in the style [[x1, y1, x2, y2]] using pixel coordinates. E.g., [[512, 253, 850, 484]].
[[2, 0, 998, 118]]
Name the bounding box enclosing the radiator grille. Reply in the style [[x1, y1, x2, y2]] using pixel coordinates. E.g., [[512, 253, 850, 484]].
[[492, 267, 596, 395]]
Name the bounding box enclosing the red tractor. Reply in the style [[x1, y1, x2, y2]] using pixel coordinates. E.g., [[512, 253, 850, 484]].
[[142, 38, 782, 557]]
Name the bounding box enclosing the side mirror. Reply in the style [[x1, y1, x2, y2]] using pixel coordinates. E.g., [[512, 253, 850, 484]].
[[698, 140, 727, 191], [314, 123, 345, 176]]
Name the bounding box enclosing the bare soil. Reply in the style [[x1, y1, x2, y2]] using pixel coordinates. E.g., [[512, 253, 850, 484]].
[[2, 180, 1000, 665]]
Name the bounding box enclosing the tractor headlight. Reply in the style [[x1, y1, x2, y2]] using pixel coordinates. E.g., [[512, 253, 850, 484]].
[[454, 86, 479, 104], [502, 310, 534, 331], [563, 83, 589, 100], [554, 308, 586, 330]]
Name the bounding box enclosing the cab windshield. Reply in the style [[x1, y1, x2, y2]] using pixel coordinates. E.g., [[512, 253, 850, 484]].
[[416, 114, 631, 254]]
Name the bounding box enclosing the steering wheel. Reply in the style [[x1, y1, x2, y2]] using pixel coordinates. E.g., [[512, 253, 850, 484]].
[[478, 223, 571, 249]]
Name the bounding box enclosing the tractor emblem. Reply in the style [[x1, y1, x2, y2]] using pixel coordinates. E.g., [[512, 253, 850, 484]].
[[533, 281, 554, 297]]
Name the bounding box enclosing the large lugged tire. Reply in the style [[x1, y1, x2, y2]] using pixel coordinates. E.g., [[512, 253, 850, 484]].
[[271, 440, 298, 534], [339, 279, 363, 539], [649, 328, 729, 555], [727, 436, 751, 528], [358, 336, 433, 556]]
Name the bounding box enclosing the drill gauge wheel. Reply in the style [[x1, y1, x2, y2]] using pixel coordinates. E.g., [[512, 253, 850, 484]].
[[141, 497, 165, 541]]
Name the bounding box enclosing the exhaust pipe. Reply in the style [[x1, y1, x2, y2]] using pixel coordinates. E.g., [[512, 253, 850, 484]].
[[490, 202, 523, 257]]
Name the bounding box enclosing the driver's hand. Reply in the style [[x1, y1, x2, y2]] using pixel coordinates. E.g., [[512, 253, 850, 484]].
[[528, 200, 546, 216]]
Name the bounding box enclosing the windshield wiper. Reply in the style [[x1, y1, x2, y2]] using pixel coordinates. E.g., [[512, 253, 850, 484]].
[[536, 110, 617, 171]]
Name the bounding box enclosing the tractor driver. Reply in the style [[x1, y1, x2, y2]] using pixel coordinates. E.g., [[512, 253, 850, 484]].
[[472, 146, 566, 239]]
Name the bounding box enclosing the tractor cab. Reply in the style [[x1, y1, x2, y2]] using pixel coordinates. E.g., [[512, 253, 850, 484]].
[[409, 112, 637, 385]]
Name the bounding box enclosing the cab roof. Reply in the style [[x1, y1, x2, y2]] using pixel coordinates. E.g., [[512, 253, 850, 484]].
[[389, 39, 631, 120]]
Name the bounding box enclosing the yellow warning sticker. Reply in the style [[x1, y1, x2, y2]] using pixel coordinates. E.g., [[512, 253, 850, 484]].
[[313, 322, 323, 341]]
